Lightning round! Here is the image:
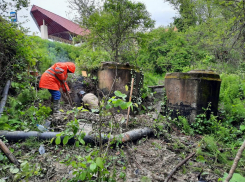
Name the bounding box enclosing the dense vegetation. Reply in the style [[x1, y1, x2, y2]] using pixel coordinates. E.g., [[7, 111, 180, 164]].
[[1, 0, 245, 181]]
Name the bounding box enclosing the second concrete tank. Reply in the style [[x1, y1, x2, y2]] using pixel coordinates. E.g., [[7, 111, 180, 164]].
[[165, 70, 221, 123]]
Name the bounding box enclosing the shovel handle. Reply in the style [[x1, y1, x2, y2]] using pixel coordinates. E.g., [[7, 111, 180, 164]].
[[63, 82, 73, 106]]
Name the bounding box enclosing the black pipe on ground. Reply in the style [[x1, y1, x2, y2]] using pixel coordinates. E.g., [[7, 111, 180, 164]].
[[0, 127, 154, 145]]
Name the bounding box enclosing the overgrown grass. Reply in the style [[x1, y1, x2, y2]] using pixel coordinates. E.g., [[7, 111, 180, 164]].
[[1, 87, 52, 131], [171, 111, 245, 176], [219, 73, 245, 123]]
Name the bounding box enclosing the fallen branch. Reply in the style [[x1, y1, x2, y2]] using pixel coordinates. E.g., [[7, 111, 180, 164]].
[[0, 139, 19, 166], [224, 139, 245, 182], [164, 152, 196, 182]]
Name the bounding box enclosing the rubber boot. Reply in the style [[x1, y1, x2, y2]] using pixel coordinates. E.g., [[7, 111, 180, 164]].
[[53, 100, 60, 115]]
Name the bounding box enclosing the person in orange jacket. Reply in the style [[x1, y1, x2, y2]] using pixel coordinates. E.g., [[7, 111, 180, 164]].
[[39, 62, 76, 114]]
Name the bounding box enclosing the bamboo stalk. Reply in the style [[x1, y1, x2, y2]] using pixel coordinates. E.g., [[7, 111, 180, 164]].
[[126, 78, 134, 128]]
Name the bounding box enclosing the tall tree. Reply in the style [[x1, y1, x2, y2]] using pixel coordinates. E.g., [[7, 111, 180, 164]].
[[69, 0, 155, 63], [165, 0, 223, 31], [165, 0, 245, 66], [216, 0, 245, 51], [165, 0, 197, 31], [0, 0, 30, 15]]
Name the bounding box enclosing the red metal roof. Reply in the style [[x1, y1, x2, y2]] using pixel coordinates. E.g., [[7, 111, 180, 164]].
[[30, 5, 89, 41]]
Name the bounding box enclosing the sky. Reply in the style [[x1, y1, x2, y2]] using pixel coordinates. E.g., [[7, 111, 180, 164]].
[[12, 0, 177, 36]]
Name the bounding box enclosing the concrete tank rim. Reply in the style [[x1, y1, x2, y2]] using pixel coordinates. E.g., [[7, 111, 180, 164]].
[[100, 62, 142, 72], [166, 70, 219, 75], [187, 70, 217, 74], [165, 70, 221, 81]]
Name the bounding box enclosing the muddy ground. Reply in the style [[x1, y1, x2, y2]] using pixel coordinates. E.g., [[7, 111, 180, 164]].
[[0, 101, 225, 182], [0, 79, 226, 181]]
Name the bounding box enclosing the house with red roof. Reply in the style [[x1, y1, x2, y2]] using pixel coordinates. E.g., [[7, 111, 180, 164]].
[[30, 5, 89, 44]]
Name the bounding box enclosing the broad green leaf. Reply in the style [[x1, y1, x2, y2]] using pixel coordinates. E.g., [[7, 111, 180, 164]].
[[91, 109, 99, 113], [71, 161, 77, 168], [10, 168, 19, 174], [55, 136, 61, 145], [240, 125, 245, 132], [13, 173, 22, 182], [196, 155, 206, 163], [0, 154, 4, 161], [79, 138, 85, 145], [73, 128, 78, 135], [96, 157, 104, 169], [50, 137, 55, 144], [0, 123, 11, 130], [222, 173, 245, 182], [78, 162, 87, 168], [131, 104, 133, 111], [67, 110, 73, 114], [77, 106, 84, 110], [112, 99, 124, 107], [114, 91, 127, 100], [119, 172, 126, 178], [90, 163, 97, 171], [120, 117, 125, 124], [79, 171, 87, 180], [120, 101, 132, 110], [112, 99, 132, 109], [63, 136, 69, 145], [56, 133, 62, 137], [106, 104, 111, 110], [75, 141, 80, 147], [125, 85, 129, 91]]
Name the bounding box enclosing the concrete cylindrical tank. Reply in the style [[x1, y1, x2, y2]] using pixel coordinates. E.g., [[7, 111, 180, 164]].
[[165, 70, 221, 123], [98, 62, 143, 101]]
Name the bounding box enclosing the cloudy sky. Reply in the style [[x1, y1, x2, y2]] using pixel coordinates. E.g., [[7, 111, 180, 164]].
[[13, 0, 177, 35]]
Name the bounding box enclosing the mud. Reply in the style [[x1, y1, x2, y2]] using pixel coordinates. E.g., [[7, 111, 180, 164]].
[[18, 106, 221, 181], [0, 88, 224, 181], [3, 130, 222, 182]]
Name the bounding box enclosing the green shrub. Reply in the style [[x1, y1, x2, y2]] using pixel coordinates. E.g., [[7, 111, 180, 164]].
[[219, 73, 245, 122], [75, 44, 111, 72], [36, 104, 52, 119], [190, 111, 219, 135], [0, 115, 11, 130], [197, 136, 229, 165], [178, 116, 194, 135], [17, 88, 36, 105], [37, 89, 51, 101]]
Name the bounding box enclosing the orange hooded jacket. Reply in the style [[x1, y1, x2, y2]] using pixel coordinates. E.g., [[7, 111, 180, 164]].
[[39, 62, 75, 92]]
